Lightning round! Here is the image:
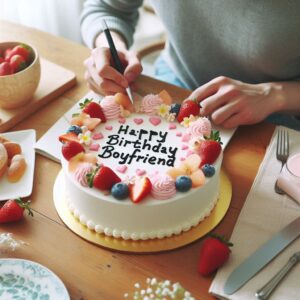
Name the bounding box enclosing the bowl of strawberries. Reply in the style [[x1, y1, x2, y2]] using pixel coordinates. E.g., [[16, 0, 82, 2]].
[[0, 41, 41, 109]]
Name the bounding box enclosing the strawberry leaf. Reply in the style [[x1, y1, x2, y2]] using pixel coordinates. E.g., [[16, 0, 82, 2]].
[[204, 130, 223, 144], [15, 197, 34, 217], [79, 98, 93, 109]]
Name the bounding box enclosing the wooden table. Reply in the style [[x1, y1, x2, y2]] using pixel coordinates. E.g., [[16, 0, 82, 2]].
[[0, 20, 275, 299]]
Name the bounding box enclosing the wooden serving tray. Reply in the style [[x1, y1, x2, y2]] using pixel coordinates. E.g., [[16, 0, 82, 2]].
[[0, 58, 76, 132]]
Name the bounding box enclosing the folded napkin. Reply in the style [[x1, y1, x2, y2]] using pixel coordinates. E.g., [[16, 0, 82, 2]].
[[210, 126, 300, 300]]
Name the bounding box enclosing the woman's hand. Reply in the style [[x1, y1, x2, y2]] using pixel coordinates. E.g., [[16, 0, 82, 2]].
[[84, 32, 142, 95], [189, 76, 284, 128]]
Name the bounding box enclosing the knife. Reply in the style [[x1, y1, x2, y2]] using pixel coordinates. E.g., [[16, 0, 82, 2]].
[[223, 216, 300, 295], [102, 20, 134, 104]]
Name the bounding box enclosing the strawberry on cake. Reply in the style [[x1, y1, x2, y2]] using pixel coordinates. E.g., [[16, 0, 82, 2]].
[[59, 90, 223, 240]]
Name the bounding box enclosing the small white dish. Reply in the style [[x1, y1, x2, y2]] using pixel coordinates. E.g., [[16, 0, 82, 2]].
[[0, 258, 70, 299], [0, 129, 36, 201]]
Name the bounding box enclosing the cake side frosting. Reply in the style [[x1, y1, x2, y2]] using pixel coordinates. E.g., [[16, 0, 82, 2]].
[[63, 154, 222, 240]]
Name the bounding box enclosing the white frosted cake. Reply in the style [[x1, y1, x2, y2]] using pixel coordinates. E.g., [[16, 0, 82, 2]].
[[59, 91, 223, 240]]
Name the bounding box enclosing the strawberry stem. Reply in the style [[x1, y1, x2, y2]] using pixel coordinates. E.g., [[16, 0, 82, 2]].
[[15, 197, 34, 217], [204, 130, 223, 144], [79, 98, 93, 110], [86, 165, 100, 188]]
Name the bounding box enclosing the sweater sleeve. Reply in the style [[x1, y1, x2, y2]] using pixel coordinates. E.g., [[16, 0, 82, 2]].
[[80, 0, 143, 49]]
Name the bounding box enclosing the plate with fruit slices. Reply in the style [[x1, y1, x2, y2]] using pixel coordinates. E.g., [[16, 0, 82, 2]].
[[0, 129, 36, 201]]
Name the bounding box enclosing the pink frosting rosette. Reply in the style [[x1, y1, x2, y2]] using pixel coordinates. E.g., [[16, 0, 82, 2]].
[[100, 96, 121, 119], [188, 117, 212, 138], [150, 173, 176, 200], [74, 163, 94, 187], [141, 94, 163, 115]]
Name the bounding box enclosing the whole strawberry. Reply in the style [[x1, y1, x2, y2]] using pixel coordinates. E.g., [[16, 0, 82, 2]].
[[0, 62, 13, 76], [177, 99, 200, 123], [87, 166, 121, 190], [9, 54, 27, 73], [198, 234, 233, 276], [0, 198, 33, 224], [197, 130, 222, 166], [62, 141, 85, 161], [5, 44, 33, 63], [80, 98, 106, 122]]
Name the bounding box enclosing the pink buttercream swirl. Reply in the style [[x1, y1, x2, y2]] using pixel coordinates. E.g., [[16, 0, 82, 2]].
[[141, 94, 163, 115], [150, 174, 176, 200], [74, 163, 94, 187], [188, 117, 212, 138], [100, 96, 121, 119]]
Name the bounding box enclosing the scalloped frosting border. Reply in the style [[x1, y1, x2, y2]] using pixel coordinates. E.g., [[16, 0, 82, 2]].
[[66, 195, 218, 241]]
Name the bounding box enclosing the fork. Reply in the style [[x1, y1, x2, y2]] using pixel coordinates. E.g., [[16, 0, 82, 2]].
[[255, 252, 300, 300], [274, 128, 289, 194]]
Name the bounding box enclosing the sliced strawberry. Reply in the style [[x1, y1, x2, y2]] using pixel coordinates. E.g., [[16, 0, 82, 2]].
[[80, 98, 106, 122], [0, 198, 33, 224], [87, 166, 121, 190], [129, 177, 152, 203], [115, 92, 134, 112], [198, 234, 233, 276], [177, 99, 200, 123], [62, 141, 85, 161], [58, 132, 79, 144], [197, 131, 222, 166]]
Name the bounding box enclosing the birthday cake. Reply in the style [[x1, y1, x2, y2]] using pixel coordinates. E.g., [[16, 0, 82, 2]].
[[59, 91, 223, 240]]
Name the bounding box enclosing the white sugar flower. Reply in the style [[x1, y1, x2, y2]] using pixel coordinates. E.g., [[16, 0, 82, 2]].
[[180, 115, 196, 127], [156, 104, 170, 118], [78, 130, 92, 145]]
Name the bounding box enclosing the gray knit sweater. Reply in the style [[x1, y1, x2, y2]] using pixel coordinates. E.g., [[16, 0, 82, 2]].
[[80, 0, 300, 89]]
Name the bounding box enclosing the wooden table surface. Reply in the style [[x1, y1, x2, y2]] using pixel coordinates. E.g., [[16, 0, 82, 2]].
[[0, 20, 275, 300]]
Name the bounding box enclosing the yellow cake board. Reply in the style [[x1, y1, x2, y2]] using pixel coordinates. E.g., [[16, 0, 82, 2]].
[[53, 169, 232, 253]]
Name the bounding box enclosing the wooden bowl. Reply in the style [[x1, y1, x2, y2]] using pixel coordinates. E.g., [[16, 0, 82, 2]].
[[0, 42, 41, 109]]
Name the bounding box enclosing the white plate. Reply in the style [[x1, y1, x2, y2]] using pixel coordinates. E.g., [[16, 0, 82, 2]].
[[0, 129, 36, 201], [0, 258, 70, 300]]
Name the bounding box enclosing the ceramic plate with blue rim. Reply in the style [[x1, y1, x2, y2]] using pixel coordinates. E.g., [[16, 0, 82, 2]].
[[0, 258, 70, 300]]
